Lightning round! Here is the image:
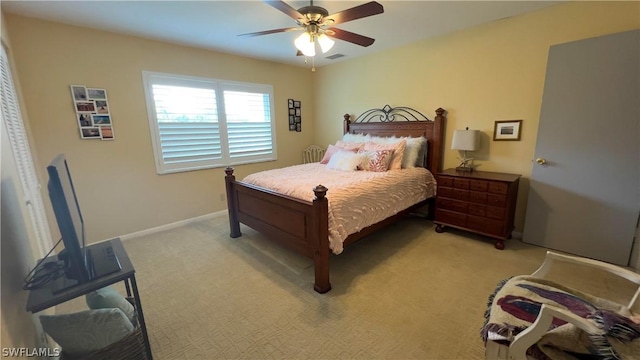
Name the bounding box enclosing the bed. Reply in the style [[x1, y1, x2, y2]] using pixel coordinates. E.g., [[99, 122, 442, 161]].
[[224, 105, 446, 293]]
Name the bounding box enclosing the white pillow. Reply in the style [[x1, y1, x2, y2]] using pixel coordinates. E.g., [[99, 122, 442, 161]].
[[341, 133, 370, 143], [326, 150, 365, 171], [403, 137, 427, 168]]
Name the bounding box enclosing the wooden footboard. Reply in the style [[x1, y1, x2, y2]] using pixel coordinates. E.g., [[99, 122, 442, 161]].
[[225, 167, 332, 293]]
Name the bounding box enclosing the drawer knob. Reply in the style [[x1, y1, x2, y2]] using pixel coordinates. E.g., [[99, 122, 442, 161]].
[[535, 157, 547, 165]]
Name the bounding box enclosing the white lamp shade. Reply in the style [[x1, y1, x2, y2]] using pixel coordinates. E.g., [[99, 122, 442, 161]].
[[451, 129, 479, 151], [317, 34, 335, 53], [295, 32, 316, 57]]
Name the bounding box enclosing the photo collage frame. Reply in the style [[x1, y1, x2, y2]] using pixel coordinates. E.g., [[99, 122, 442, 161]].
[[288, 99, 301, 132], [70, 85, 114, 140]]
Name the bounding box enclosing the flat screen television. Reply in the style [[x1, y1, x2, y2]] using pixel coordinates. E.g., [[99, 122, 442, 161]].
[[47, 154, 90, 284], [47, 154, 121, 291]]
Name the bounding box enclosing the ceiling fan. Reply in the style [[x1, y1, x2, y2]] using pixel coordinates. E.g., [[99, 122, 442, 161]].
[[239, 0, 384, 58]]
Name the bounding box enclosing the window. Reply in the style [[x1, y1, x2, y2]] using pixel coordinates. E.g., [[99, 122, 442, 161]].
[[142, 71, 276, 174]]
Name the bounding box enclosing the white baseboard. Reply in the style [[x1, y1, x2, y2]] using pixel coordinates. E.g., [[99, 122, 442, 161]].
[[118, 210, 228, 241]]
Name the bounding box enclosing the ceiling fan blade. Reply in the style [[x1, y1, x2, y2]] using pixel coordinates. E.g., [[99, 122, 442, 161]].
[[264, 0, 304, 21], [323, 1, 383, 25], [238, 27, 301, 37], [326, 28, 375, 47]]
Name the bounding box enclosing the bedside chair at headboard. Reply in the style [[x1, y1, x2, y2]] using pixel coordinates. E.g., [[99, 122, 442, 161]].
[[302, 145, 325, 164]]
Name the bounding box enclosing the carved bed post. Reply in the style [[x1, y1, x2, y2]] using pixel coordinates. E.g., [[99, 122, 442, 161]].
[[312, 185, 331, 293], [224, 167, 241, 238], [343, 114, 351, 134], [432, 107, 446, 173]]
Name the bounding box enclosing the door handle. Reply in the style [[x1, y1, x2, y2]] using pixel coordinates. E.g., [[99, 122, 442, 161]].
[[536, 158, 547, 165]]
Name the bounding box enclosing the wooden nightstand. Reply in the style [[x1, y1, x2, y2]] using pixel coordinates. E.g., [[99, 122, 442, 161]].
[[434, 169, 521, 250]]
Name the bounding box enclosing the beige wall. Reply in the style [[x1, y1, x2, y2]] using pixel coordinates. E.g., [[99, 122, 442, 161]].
[[5, 14, 315, 244], [314, 1, 640, 232]]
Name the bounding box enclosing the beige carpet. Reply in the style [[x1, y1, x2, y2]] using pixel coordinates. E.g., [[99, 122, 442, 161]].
[[57, 215, 636, 360]]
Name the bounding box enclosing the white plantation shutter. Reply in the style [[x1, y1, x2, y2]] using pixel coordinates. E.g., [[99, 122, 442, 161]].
[[224, 89, 273, 160], [143, 72, 276, 174], [1, 44, 53, 257]]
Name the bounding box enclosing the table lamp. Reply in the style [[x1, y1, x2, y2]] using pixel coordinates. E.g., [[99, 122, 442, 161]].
[[451, 127, 479, 172]]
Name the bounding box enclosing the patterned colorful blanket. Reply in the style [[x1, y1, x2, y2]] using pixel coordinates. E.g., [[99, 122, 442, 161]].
[[481, 276, 640, 359]]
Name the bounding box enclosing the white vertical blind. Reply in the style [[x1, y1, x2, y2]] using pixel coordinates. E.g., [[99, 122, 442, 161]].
[[1, 44, 52, 257]]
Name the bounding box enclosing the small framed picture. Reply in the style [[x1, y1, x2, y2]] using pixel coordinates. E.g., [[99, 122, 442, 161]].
[[100, 126, 115, 140], [70, 85, 88, 101], [294, 100, 301, 108], [289, 124, 296, 131], [95, 100, 109, 114], [289, 115, 295, 125], [288, 99, 294, 108], [295, 108, 301, 116], [77, 113, 91, 127], [80, 127, 101, 139], [87, 88, 107, 100], [493, 120, 522, 141], [76, 101, 96, 112], [92, 114, 111, 126], [295, 116, 301, 124], [289, 108, 295, 115], [296, 123, 301, 132]]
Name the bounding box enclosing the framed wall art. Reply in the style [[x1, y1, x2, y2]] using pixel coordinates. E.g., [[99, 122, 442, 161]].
[[70, 85, 114, 140], [493, 120, 522, 141], [288, 98, 301, 132]]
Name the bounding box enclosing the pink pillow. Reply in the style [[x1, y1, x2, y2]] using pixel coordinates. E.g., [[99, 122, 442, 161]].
[[320, 144, 359, 164], [362, 139, 406, 170], [358, 149, 394, 172]]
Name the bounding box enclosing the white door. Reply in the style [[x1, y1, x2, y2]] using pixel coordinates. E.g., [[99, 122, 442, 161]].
[[522, 30, 639, 266]]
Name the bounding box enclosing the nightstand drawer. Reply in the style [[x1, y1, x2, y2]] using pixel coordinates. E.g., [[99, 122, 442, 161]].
[[469, 180, 488, 191], [435, 208, 466, 227], [468, 203, 486, 217], [486, 206, 505, 220], [454, 178, 470, 189], [437, 198, 468, 213], [469, 191, 487, 204], [438, 186, 454, 198], [438, 176, 454, 187], [488, 182, 509, 194], [467, 215, 503, 235], [487, 193, 507, 207], [453, 189, 469, 201]]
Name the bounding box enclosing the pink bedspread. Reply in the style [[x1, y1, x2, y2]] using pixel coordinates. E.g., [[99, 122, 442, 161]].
[[242, 163, 436, 254]]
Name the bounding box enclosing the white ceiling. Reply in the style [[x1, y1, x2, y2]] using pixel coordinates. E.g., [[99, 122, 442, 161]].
[[2, 0, 563, 68]]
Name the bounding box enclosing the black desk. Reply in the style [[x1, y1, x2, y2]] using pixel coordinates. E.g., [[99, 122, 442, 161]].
[[26, 238, 152, 359]]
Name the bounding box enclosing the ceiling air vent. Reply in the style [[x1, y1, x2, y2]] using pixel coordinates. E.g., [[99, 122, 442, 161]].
[[326, 54, 345, 60]]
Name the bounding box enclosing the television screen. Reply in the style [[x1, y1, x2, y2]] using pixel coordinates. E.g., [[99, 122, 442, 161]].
[[47, 154, 89, 283]]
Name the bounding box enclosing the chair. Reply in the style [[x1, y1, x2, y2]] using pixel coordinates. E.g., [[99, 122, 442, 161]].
[[302, 145, 325, 164], [482, 251, 640, 360]]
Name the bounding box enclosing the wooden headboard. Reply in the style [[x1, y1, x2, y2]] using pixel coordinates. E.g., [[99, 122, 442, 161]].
[[343, 105, 446, 174]]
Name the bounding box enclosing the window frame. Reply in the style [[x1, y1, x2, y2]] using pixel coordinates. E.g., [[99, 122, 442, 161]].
[[142, 71, 277, 174]]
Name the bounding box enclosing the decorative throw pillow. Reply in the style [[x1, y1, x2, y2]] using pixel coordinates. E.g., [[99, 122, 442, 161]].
[[86, 286, 136, 325], [358, 149, 394, 172], [40, 309, 134, 356], [362, 139, 406, 170], [326, 150, 365, 171], [320, 143, 362, 164], [334, 141, 364, 151], [402, 137, 428, 168]]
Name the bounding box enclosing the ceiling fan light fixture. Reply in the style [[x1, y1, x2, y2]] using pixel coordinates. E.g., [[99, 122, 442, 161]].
[[294, 32, 316, 57], [317, 33, 334, 53]]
